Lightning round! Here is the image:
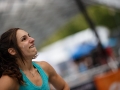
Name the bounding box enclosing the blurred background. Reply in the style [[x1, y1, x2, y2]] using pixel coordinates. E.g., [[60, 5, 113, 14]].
[[1, 0, 120, 90]]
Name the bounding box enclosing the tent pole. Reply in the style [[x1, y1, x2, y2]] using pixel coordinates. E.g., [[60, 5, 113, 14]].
[[74, 0, 108, 62]]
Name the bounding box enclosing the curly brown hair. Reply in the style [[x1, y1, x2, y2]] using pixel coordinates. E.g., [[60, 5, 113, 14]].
[[0, 28, 25, 85]]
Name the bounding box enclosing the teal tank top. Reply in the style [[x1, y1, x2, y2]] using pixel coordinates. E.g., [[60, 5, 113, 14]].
[[19, 62, 50, 90]]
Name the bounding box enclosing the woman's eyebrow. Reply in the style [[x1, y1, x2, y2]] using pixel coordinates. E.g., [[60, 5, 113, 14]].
[[20, 35, 26, 40], [28, 33, 30, 36], [20, 33, 29, 39]]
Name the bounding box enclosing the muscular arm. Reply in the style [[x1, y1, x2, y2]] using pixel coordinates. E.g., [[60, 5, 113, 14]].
[[0, 75, 19, 90], [36, 61, 70, 90]]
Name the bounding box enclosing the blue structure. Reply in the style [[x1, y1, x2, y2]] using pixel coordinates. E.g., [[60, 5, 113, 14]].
[[72, 43, 97, 60]]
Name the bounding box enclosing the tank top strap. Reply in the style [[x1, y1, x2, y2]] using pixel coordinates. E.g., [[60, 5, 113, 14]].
[[32, 61, 48, 78]]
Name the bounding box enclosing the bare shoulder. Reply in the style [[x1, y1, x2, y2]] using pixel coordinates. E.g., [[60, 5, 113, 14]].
[[35, 61, 51, 70], [0, 75, 15, 86], [0, 75, 19, 90]]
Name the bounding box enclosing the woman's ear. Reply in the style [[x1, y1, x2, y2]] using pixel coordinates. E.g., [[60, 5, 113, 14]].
[[8, 48, 16, 55]]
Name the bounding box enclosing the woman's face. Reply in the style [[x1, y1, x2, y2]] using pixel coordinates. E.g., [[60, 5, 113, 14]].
[[16, 29, 37, 59]]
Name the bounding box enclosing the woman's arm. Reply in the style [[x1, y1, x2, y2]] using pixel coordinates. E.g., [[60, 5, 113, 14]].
[[37, 61, 70, 90], [0, 75, 19, 90]]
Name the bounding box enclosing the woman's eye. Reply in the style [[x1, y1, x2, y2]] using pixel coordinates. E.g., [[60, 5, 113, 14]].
[[22, 37, 26, 41]]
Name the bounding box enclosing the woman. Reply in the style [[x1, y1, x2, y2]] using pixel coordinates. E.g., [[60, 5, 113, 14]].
[[0, 28, 70, 90], [0, 28, 24, 90]]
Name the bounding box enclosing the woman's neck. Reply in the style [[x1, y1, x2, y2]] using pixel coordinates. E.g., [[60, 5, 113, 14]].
[[17, 58, 34, 71]]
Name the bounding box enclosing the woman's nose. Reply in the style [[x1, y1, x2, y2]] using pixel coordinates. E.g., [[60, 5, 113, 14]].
[[29, 37, 35, 43]]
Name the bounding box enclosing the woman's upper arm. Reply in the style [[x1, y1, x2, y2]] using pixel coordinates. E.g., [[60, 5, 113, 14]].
[[37, 61, 70, 90], [0, 75, 19, 90]]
